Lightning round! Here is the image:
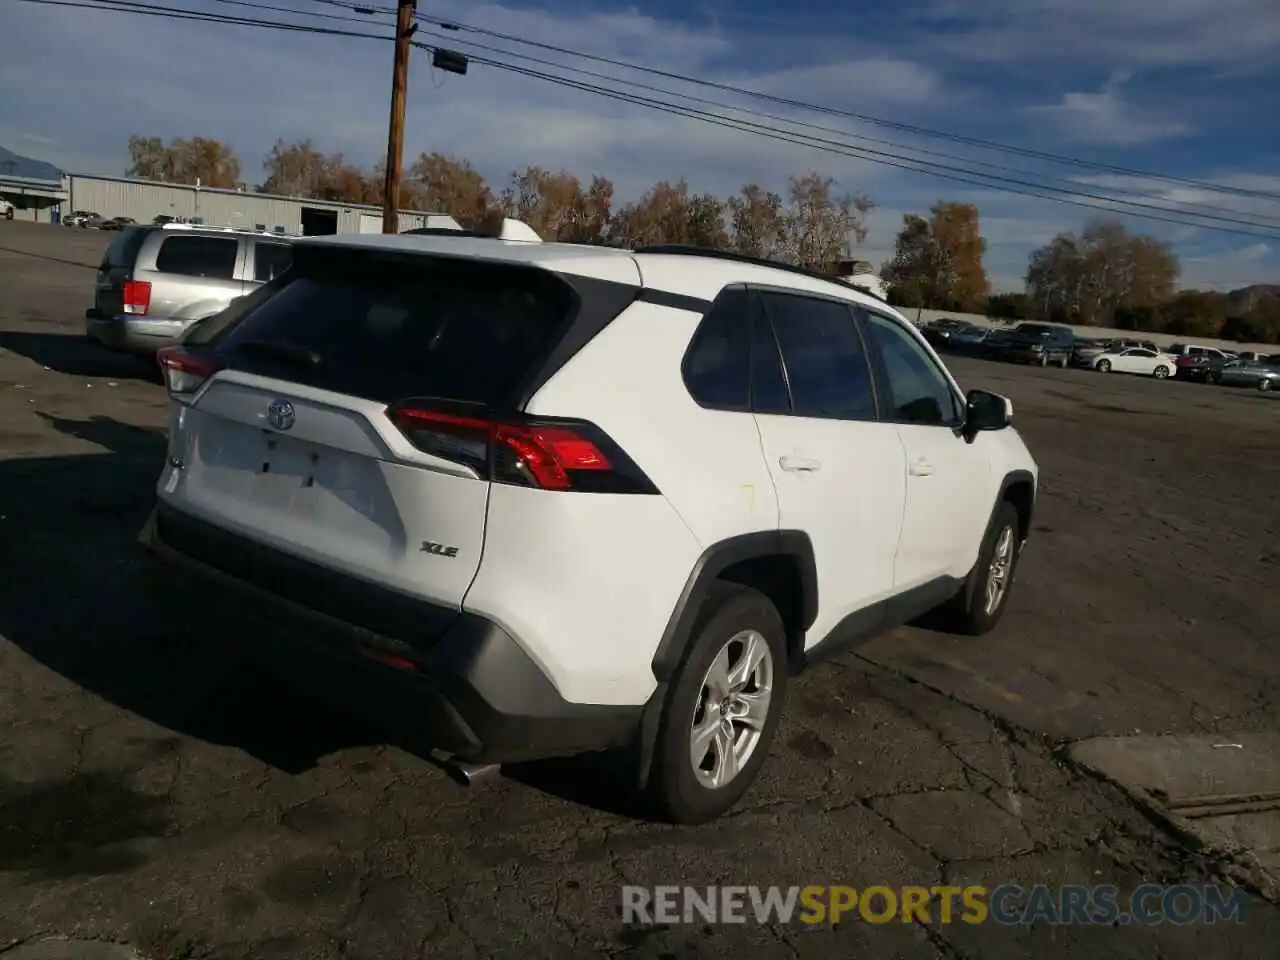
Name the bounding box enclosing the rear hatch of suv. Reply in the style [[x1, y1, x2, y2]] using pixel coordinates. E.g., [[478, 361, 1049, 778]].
[[152, 241, 642, 649], [94, 225, 152, 317]]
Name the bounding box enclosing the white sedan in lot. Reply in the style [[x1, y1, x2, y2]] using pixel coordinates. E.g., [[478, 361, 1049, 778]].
[[1093, 347, 1177, 378]]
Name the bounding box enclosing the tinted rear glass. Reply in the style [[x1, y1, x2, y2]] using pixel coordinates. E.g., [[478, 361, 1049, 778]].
[[215, 250, 574, 405], [101, 226, 151, 269]]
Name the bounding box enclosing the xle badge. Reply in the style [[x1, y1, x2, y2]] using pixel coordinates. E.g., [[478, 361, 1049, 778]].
[[421, 541, 460, 558]]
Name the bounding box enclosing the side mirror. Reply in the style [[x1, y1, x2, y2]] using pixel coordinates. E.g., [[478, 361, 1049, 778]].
[[963, 389, 1011, 442]]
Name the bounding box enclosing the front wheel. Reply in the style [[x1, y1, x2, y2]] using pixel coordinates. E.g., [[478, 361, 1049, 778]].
[[935, 501, 1022, 637], [1058, 354, 1069, 368], [1153, 365, 1169, 379], [1260, 379, 1273, 392], [1097, 359, 1111, 373], [646, 584, 788, 824], [1206, 371, 1220, 385]]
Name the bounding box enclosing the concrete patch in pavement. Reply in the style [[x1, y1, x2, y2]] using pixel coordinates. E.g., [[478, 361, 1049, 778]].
[[1067, 733, 1280, 900]]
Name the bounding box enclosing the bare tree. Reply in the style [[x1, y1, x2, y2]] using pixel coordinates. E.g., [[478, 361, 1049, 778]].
[[726, 184, 787, 260], [781, 172, 872, 270], [406, 153, 499, 225], [127, 134, 241, 188], [502, 167, 614, 242], [607, 180, 727, 249], [1026, 220, 1179, 325]]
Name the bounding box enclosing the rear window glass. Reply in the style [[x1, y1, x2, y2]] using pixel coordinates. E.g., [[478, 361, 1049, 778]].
[[101, 226, 150, 269], [156, 235, 238, 279], [215, 252, 573, 405]]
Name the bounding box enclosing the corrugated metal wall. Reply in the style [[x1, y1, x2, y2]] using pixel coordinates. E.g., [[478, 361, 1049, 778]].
[[64, 176, 435, 235]]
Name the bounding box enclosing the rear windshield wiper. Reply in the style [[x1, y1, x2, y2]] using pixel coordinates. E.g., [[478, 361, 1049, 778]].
[[235, 338, 322, 369]]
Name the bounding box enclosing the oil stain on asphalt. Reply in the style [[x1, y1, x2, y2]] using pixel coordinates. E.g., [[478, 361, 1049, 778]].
[[0, 772, 170, 877]]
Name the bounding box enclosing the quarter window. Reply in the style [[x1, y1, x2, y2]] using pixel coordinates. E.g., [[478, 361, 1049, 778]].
[[682, 288, 751, 411]]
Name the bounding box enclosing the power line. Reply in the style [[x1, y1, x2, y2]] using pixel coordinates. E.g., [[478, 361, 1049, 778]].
[[409, 26, 1280, 230], [18, 0, 1280, 240], [394, 5, 1280, 203], [202, 0, 1280, 227]]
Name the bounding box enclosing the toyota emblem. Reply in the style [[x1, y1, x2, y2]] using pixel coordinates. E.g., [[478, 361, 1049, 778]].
[[266, 398, 296, 431]]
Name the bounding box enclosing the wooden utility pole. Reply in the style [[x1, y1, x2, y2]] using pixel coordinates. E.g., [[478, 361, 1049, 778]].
[[381, 0, 415, 234]]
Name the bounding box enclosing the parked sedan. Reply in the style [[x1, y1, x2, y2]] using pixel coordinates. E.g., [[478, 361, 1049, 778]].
[[1093, 347, 1176, 379], [100, 216, 137, 231], [1214, 360, 1280, 392]]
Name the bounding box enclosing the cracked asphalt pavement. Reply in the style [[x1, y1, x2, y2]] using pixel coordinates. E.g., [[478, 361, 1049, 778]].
[[1, 222, 1278, 958]]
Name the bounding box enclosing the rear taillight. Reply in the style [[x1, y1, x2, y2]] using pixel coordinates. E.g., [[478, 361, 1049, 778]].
[[386, 402, 657, 494], [123, 280, 151, 315], [156, 345, 223, 396]]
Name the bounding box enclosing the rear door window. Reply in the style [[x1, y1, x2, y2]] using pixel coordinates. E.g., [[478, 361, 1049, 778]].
[[758, 292, 877, 421], [214, 250, 574, 405], [155, 235, 238, 279]]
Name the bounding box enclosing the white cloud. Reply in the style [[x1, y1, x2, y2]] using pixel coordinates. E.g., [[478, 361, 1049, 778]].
[[1025, 72, 1192, 146]]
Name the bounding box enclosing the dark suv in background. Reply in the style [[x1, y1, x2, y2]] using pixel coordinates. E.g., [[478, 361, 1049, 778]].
[[987, 322, 1074, 367]]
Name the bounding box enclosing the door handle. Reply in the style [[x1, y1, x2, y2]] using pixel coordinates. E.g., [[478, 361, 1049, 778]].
[[779, 455, 822, 473], [908, 458, 934, 477]]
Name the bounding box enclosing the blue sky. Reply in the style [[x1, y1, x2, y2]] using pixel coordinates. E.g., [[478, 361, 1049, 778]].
[[3, 0, 1279, 291]]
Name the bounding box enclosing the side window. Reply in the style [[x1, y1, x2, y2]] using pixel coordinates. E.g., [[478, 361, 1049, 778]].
[[759, 292, 876, 421], [154, 236, 238, 279], [254, 242, 293, 282], [682, 288, 750, 411], [749, 303, 790, 415], [862, 310, 963, 426]]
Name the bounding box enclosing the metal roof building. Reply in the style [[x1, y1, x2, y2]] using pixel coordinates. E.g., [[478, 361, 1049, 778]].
[[1, 171, 450, 234]]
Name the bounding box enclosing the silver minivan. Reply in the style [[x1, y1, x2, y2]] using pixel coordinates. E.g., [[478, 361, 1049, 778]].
[[85, 224, 293, 355]]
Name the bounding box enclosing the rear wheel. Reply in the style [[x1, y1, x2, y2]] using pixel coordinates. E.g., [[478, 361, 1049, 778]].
[[1153, 365, 1169, 379], [1097, 359, 1111, 373], [646, 583, 788, 824], [1039, 353, 1048, 367], [1206, 370, 1220, 385], [1058, 354, 1069, 368], [1261, 379, 1273, 392]]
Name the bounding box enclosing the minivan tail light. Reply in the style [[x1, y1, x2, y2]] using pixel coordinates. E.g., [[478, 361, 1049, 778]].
[[385, 402, 655, 494], [156, 345, 223, 396], [123, 280, 151, 315]]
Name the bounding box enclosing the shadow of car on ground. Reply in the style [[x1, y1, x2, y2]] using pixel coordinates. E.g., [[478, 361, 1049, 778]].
[[0, 330, 160, 383], [0, 414, 646, 815]]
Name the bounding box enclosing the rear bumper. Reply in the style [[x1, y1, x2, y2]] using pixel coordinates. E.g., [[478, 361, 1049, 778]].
[[85, 308, 189, 354], [137, 504, 641, 764]]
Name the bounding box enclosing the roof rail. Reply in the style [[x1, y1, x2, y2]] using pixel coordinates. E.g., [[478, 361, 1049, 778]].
[[159, 221, 285, 236], [633, 244, 887, 303]]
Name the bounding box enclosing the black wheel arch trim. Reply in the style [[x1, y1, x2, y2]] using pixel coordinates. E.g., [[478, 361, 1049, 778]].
[[650, 529, 818, 683], [962, 469, 1036, 610], [636, 530, 817, 790]]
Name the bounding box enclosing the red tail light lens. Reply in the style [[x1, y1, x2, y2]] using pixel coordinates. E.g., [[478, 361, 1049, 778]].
[[386, 402, 654, 494], [156, 345, 223, 396], [123, 280, 151, 315]]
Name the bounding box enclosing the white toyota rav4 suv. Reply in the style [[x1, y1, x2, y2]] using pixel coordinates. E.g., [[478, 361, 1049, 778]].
[[140, 233, 1038, 823]]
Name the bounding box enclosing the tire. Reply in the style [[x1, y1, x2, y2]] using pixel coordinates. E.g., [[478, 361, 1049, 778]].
[[937, 501, 1022, 637], [1039, 353, 1048, 367], [646, 583, 788, 824], [1059, 355, 1068, 368], [1261, 379, 1273, 392], [1206, 371, 1219, 385], [1153, 365, 1169, 379], [1097, 359, 1111, 373]]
